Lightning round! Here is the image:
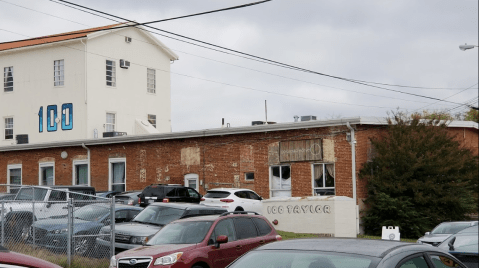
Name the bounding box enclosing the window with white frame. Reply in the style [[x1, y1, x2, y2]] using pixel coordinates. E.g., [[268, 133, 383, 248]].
[[54, 60, 64, 86], [39, 162, 55, 186], [147, 68, 156, 93], [73, 160, 88, 185], [7, 164, 22, 193], [312, 163, 335, 196], [184, 173, 199, 191], [4, 66, 13, 92], [109, 158, 126, 192], [148, 114, 156, 128], [4, 117, 13, 140], [106, 113, 116, 132], [106, 60, 116, 86], [270, 165, 291, 197], [245, 172, 254, 181]]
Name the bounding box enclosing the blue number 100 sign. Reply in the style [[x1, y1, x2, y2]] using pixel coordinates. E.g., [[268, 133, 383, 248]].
[[38, 103, 73, 133]]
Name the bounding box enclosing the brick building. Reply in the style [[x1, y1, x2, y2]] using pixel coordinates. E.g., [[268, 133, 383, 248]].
[[1, 117, 477, 208]]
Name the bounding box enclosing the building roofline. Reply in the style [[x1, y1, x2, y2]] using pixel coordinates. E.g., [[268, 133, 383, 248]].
[[0, 117, 477, 152]]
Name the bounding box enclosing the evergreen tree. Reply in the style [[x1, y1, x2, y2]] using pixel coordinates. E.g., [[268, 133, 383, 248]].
[[359, 112, 478, 238]]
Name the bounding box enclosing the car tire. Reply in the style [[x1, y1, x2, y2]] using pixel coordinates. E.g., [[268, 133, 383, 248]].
[[192, 265, 207, 268], [74, 236, 92, 256], [234, 207, 244, 211]]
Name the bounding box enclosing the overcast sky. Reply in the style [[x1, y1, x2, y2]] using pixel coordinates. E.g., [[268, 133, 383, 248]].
[[1, 0, 478, 132]]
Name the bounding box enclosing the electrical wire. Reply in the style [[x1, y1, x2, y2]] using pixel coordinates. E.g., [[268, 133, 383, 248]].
[[45, 0, 479, 106], [0, 0, 456, 106], [412, 83, 478, 113]]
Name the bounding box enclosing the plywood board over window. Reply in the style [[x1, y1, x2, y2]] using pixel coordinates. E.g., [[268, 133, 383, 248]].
[[279, 139, 322, 162]]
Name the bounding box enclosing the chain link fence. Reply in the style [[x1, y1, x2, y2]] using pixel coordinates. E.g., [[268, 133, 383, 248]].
[[0, 185, 117, 267]]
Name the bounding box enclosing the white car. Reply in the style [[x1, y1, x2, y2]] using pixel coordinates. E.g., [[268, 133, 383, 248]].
[[200, 188, 264, 214]]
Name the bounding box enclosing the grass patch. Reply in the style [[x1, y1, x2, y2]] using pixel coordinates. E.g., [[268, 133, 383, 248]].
[[277, 230, 417, 243], [5, 242, 109, 268]]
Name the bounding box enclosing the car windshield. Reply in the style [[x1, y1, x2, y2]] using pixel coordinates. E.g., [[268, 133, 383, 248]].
[[147, 221, 213, 245], [15, 188, 48, 201], [228, 250, 375, 268], [133, 206, 184, 225], [431, 223, 472, 234], [73, 205, 109, 221]]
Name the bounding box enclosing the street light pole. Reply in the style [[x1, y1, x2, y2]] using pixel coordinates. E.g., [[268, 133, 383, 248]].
[[459, 43, 478, 51]]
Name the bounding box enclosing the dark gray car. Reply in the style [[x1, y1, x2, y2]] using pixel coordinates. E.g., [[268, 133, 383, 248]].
[[114, 191, 141, 206], [226, 238, 468, 268], [96, 202, 226, 253], [438, 226, 478, 268], [417, 221, 478, 246]]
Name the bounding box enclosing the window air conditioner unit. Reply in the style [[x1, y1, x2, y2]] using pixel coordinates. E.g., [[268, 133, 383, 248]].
[[120, 59, 130, 69], [301, 115, 317, 121], [125, 36, 132, 43], [103, 132, 127, 138]]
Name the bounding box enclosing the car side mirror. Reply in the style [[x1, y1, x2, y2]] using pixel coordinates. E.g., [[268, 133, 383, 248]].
[[259, 196, 263, 200], [215, 235, 228, 248], [46, 202, 52, 208], [425, 232, 430, 235]]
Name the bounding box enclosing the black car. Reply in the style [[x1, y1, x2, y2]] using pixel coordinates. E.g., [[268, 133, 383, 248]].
[[29, 204, 142, 257], [438, 225, 478, 268], [96, 191, 122, 198], [226, 238, 468, 268], [96, 202, 226, 253], [138, 184, 202, 207]]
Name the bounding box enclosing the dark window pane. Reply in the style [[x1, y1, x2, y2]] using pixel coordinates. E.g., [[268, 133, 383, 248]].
[[272, 166, 280, 177], [398, 256, 429, 268], [204, 191, 230, 198], [212, 219, 236, 242], [282, 166, 291, 180], [245, 172, 254, 180], [252, 218, 272, 236], [234, 218, 258, 240]]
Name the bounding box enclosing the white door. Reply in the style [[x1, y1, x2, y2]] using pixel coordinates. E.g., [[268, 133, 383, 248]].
[[184, 174, 199, 191]]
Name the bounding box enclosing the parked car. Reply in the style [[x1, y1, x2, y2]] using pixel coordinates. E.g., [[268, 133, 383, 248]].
[[97, 202, 227, 253], [29, 203, 142, 256], [0, 192, 16, 200], [438, 225, 478, 268], [226, 238, 468, 268], [0, 245, 62, 268], [110, 211, 281, 268], [96, 190, 123, 198], [1, 185, 96, 241], [200, 188, 263, 214], [138, 184, 202, 207], [114, 191, 142, 206], [417, 221, 478, 246]]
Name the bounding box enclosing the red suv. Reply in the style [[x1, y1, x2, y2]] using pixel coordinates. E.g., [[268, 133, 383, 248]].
[[109, 211, 281, 268]]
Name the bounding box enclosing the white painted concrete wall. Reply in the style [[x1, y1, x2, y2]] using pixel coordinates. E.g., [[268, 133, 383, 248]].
[[262, 196, 357, 237], [0, 27, 174, 146], [0, 40, 87, 146]]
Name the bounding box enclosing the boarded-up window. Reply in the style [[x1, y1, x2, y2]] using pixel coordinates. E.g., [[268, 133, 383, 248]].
[[279, 139, 322, 162]]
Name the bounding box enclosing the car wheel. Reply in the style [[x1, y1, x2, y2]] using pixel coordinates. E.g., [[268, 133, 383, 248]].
[[234, 207, 244, 211], [192, 265, 207, 268], [74, 236, 92, 256], [20, 222, 31, 241]]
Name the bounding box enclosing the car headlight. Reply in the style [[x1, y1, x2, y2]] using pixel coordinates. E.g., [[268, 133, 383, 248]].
[[109, 255, 117, 268], [154, 252, 183, 266], [130, 236, 149, 245], [51, 228, 68, 234]]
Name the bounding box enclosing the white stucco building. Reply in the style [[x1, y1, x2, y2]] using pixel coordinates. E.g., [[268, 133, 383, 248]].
[[1, 23, 178, 146]]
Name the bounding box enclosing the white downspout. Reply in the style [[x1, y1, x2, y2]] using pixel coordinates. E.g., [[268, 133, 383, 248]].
[[81, 143, 91, 187], [346, 122, 358, 235]]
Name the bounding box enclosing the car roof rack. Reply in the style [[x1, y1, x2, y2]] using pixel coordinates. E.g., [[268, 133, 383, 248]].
[[220, 211, 259, 217]]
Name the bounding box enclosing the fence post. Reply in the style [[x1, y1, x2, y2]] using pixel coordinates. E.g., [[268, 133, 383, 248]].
[[67, 198, 73, 268], [32, 198, 35, 246], [1, 201, 4, 246], [110, 196, 116, 259]]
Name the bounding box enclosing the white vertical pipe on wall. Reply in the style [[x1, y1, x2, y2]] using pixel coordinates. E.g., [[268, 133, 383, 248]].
[[346, 122, 358, 235], [81, 143, 91, 186]]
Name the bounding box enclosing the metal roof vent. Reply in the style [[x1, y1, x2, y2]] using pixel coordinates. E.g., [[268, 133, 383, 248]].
[[301, 115, 317, 121]]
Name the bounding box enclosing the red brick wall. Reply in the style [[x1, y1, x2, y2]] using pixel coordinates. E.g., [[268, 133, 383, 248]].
[[1, 125, 477, 205]]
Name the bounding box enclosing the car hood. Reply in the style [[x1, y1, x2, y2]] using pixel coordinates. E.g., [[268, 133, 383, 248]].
[[32, 218, 102, 232], [104, 222, 163, 236], [116, 244, 197, 258], [418, 234, 451, 243]]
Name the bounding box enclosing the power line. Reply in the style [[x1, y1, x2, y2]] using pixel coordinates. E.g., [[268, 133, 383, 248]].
[[412, 83, 478, 113], [0, 0, 454, 106], [47, 0, 479, 106]]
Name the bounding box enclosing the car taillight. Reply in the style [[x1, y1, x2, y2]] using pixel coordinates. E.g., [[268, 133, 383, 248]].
[[163, 198, 169, 203], [200, 198, 205, 201], [128, 199, 134, 205], [138, 197, 141, 204], [220, 199, 234, 203], [276, 235, 282, 241]]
